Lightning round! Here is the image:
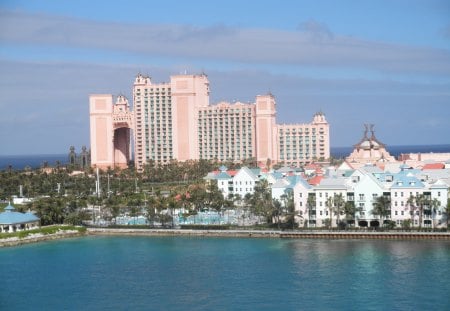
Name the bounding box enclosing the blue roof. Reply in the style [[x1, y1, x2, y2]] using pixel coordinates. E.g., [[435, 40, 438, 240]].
[[287, 175, 311, 189], [270, 172, 283, 179], [249, 168, 261, 176], [390, 173, 424, 189], [0, 204, 40, 225], [215, 171, 231, 179]]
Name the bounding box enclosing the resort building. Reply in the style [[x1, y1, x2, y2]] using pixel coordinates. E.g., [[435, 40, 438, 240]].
[[90, 72, 330, 170], [346, 124, 396, 168], [0, 203, 40, 233], [205, 160, 449, 229]]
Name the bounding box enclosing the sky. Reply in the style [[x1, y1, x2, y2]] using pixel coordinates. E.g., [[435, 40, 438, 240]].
[[0, 0, 449, 155]]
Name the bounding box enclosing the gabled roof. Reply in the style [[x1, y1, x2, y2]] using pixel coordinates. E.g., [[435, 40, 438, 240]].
[[313, 176, 348, 190], [337, 161, 355, 170], [234, 167, 259, 180], [271, 178, 291, 189], [429, 179, 449, 189], [283, 175, 308, 188], [360, 165, 383, 174]]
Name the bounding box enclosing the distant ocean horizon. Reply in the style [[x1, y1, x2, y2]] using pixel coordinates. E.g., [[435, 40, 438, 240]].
[[1, 144, 450, 170]]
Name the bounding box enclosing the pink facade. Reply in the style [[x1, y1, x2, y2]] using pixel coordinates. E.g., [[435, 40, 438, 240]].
[[198, 102, 256, 161], [89, 95, 133, 169], [90, 72, 330, 170], [277, 112, 330, 166]]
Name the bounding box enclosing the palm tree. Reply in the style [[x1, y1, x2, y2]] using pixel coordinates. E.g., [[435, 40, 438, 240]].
[[283, 191, 296, 229], [272, 199, 283, 230], [408, 194, 428, 229], [446, 199, 450, 230], [372, 195, 391, 228], [407, 195, 417, 228], [306, 193, 316, 228], [325, 196, 334, 229], [343, 201, 357, 227], [333, 193, 345, 229], [248, 179, 274, 224], [430, 198, 440, 230]]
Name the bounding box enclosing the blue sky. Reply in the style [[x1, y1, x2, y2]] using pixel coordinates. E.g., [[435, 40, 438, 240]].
[[0, 0, 449, 155]]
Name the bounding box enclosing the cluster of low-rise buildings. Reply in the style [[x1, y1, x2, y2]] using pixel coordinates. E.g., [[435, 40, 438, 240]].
[[206, 127, 450, 229]]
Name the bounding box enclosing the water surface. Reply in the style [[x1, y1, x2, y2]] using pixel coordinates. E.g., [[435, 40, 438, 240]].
[[1, 237, 449, 310]]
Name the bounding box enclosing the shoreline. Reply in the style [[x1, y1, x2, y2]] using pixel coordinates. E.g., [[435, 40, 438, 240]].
[[2, 228, 450, 248], [86, 228, 450, 240], [0, 230, 85, 248]]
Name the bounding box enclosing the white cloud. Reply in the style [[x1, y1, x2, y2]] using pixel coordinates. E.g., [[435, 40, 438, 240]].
[[1, 10, 450, 75]]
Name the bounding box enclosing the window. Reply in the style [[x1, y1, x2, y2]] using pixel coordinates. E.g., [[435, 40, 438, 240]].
[[438, 192, 441, 197], [395, 211, 398, 215]]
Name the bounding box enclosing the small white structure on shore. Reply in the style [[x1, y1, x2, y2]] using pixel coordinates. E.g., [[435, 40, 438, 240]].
[[0, 203, 40, 233]]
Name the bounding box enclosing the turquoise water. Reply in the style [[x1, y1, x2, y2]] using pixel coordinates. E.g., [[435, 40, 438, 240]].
[[1, 237, 450, 310]]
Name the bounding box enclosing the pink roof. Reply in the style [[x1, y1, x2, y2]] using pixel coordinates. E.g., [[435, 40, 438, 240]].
[[308, 175, 323, 186], [422, 163, 445, 170]]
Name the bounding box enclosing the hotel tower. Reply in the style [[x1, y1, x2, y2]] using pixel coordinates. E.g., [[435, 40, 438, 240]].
[[90, 72, 329, 170]]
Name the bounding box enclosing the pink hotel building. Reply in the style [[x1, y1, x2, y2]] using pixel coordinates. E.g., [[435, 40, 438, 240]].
[[89, 73, 330, 171]]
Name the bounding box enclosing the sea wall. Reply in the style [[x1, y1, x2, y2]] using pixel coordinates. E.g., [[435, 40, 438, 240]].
[[87, 228, 450, 240], [0, 231, 85, 248], [2, 228, 449, 248]]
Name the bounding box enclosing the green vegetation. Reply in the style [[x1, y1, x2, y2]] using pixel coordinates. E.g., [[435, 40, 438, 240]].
[[0, 225, 86, 240], [1, 160, 448, 232]]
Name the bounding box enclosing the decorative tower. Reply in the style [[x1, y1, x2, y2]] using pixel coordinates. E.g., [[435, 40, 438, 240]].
[[255, 93, 278, 166], [89, 94, 133, 170]]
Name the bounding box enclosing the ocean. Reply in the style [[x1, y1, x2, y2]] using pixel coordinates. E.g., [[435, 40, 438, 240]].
[[1, 144, 450, 170], [1, 236, 450, 310]]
